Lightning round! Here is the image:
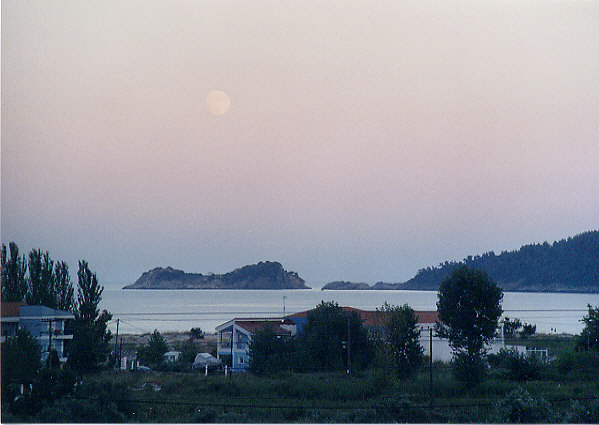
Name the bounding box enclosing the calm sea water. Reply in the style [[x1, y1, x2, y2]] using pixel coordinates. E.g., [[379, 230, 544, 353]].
[[99, 282, 597, 336]]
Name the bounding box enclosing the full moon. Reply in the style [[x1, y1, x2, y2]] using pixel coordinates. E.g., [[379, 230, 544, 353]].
[[206, 90, 231, 115]]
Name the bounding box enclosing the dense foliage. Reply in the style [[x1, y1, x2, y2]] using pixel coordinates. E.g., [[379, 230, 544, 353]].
[[248, 323, 295, 375], [436, 265, 503, 383], [1, 242, 75, 311], [1, 329, 42, 403], [137, 329, 169, 367], [374, 303, 423, 378], [301, 301, 372, 372], [578, 304, 599, 351], [6, 343, 599, 424], [68, 261, 112, 373], [404, 230, 599, 292], [247, 302, 373, 374], [1, 242, 28, 302]]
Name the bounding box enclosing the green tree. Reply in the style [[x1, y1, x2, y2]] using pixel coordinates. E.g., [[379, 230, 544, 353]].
[[1, 329, 41, 403], [190, 327, 204, 339], [177, 338, 199, 365], [301, 301, 372, 372], [1, 242, 28, 302], [247, 323, 293, 375], [54, 261, 75, 312], [578, 304, 599, 351], [137, 329, 169, 367], [436, 265, 503, 384], [501, 317, 522, 339], [26, 249, 56, 307], [376, 303, 423, 378], [520, 323, 536, 339], [68, 261, 112, 373]]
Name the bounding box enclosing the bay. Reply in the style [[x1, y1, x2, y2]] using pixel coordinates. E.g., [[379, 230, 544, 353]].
[[100, 282, 597, 336]]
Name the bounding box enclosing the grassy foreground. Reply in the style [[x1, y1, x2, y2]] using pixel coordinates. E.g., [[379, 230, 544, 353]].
[[3, 335, 598, 423], [5, 354, 599, 422]]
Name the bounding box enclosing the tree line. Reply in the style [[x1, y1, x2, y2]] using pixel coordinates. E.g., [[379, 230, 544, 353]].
[[247, 265, 599, 385], [405, 230, 599, 291], [1, 242, 112, 377]]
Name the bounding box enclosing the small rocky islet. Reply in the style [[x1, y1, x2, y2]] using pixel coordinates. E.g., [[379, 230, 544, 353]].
[[123, 261, 309, 290]]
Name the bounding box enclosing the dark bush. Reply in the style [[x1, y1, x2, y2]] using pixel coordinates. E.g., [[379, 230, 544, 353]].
[[374, 394, 430, 423], [562, 399, 599, 423], [451, 351, 487, 384], [192, 406, 219, 423], [74, 379, 134, 418], [491, 387, 554, 423], [495, 348, 543, 381], [558, 350, 599, 376], [35, 398, 125, 423]]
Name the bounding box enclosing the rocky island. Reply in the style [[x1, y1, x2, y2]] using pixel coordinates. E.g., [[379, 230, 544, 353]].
[[124, 261, 309, 290]]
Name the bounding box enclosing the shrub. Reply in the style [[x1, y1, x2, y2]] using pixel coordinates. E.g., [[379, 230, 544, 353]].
[[73, 379, 134, 418], [451, 351, 487, 384], [374, 394, 430, 423], [495, 348, 543, 381], [491, 387, 554, 423], [558, 350, 599, 377], [35, 398, 126, 423], [190, 327, 204, 340], [192, 406, 219, 423], [577, 304, 599, 351], [562, 399, 599, 423]]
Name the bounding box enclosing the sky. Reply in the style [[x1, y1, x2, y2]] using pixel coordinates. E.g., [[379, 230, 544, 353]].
[[2, 1, 598, 285]]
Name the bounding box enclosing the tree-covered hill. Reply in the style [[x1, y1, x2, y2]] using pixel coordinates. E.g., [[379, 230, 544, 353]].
[[402, 230, 598, 292]]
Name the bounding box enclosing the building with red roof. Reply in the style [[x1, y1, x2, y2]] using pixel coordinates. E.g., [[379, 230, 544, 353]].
[[215, 305, 443, 371]]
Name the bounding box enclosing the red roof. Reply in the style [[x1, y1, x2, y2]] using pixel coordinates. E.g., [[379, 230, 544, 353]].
[[1, 302, 27, 318], [236, 320, 293, 335], [415, 311, 439, 324]]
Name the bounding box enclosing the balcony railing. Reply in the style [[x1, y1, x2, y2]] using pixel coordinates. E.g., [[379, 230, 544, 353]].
[[217, 342, 247, 350]]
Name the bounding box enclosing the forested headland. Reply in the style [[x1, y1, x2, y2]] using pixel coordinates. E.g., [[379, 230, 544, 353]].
[[323, 230, 599, 292]]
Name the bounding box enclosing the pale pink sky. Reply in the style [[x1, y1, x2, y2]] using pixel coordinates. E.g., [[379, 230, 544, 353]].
[[2, 1, 598, 284]]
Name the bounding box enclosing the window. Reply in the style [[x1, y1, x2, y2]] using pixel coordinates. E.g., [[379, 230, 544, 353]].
[[239, 356, 244, 364]]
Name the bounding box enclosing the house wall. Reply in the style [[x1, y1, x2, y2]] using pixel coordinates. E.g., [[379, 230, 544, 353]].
[[216, 324, 252, 372], [19, 306, 74, 362], [417, 325, 505, 363]]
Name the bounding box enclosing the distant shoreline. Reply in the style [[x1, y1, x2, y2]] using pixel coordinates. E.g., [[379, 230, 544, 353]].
[[118, 286, 598, 294], [319, 288, 599, 294]]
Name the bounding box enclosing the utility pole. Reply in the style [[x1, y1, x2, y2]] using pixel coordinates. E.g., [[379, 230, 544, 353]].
[[119, 337, 123, 369], [429, 327, 433, 407], [283, 296, 287, 317], [346, 317, 351, 376], [114, 319, 120, 368], [230, 326, 234, 376], [41, 318, 54, 353]]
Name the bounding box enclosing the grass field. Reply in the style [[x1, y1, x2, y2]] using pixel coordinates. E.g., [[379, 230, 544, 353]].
[[3, 335, 598, 423]]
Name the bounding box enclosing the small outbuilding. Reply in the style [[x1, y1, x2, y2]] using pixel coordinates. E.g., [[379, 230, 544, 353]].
[[163, 351, 181, 363]]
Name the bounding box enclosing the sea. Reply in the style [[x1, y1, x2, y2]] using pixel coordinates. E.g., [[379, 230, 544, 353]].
[[99, 282, 598, 336]]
